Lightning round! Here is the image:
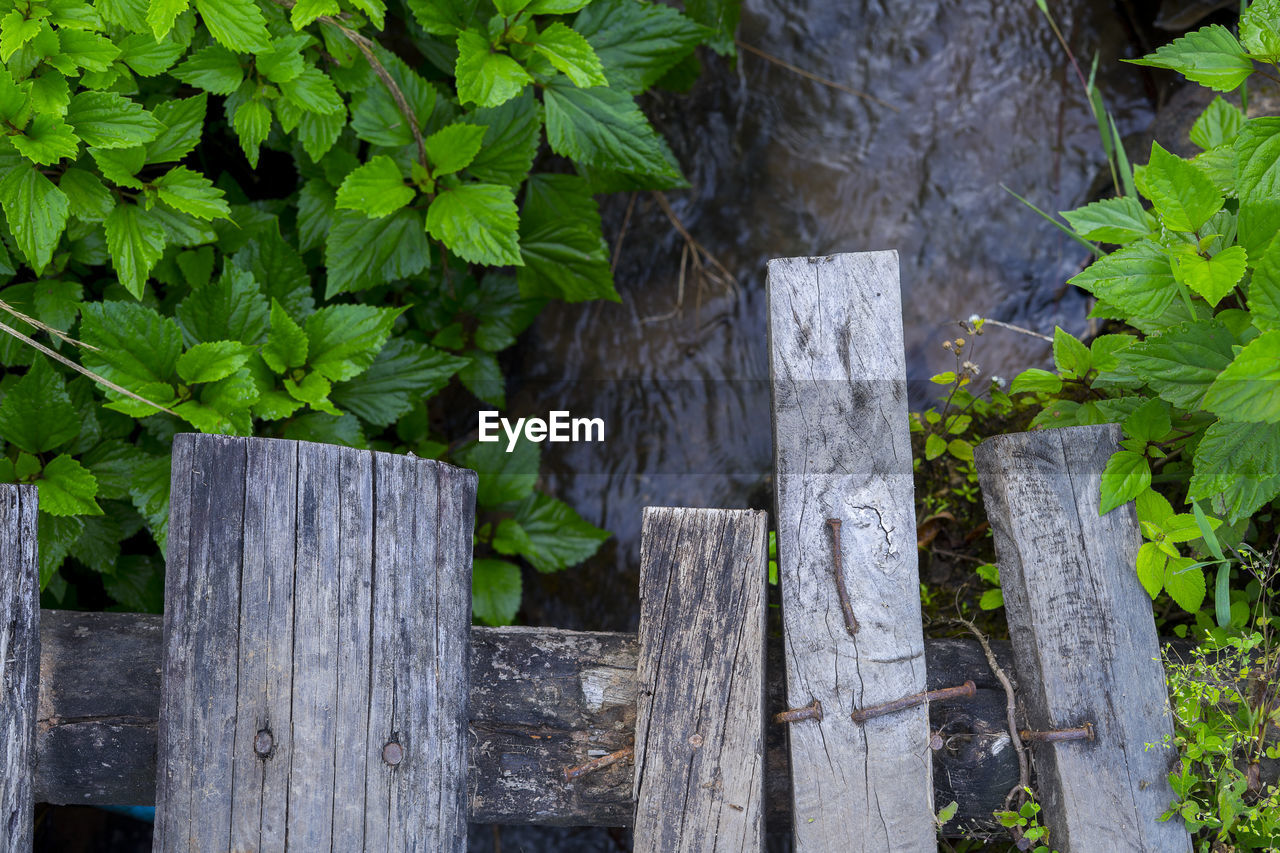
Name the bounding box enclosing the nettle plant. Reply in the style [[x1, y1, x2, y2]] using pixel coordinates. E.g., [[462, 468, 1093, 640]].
[[0, 0, 734, 620], [1010, 0, 1280, 620]]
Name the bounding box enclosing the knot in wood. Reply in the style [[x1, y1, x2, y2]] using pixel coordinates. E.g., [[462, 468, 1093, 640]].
[[253, 729, 273, 757]]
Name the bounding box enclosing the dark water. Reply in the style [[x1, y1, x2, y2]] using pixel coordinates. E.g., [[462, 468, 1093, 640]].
[[515, 0, 1156, 635]]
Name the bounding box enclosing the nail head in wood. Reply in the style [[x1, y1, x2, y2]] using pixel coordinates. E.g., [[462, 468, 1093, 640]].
[[253, 730, 273, 757], [383, 741, 404, 766]]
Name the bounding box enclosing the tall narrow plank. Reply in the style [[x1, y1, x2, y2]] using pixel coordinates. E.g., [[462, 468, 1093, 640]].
[[633, 507, 768, 853], [975, 425, 1191, 852], [766, 252, 934, 850], [154, 436, 476, 852], [1, 485, 37, 853]]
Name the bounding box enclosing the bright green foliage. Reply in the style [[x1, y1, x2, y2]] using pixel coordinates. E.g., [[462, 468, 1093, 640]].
[[1014, 10, 1280, 615], [0, 0, 733, 618]]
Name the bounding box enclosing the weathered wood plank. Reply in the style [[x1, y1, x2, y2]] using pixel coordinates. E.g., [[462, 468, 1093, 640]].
[[633, 508, 768, 852], [34, 611, 1044, 835], [975, 425, 1191, 852], [1, 485, 38, 853], [766, 252, 934, 849], [153, 435, 476, 852]]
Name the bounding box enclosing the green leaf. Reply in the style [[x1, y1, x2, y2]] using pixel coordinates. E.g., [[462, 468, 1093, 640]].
[[1188, 419, 1280, 520], [38, 454, 101, 516], [118, 32, 186, 77], [1100, 450, 1151, 514], [291, 0, 338, 27], [543, 79, 682, 180], [59, 167, 113, 222], [79, 300, 182, 407], [472, 558, 521, 626], [0, 161, 69, 274], [1135, 487, 1174, 527], [29, 70, 69, 116], [70, 513, 123, 575], [1060, 196, 1154, 244], [455, 29, 532, 108], [293, 108, 345, 161], [978, 588, 1004, 610], [1169, 245, 1245, 308], [154, 166, 231, 220], [304, 303, 402, 382], [347, 0, 385, 29], [1123, 397, 1171, 444], [458, 433, 540, 506], [91, 146, 146, 189], [573, 0, 708, 94], [1052, 326, 1091, 379], [0, 358, 78, 452], [0, 10, 43, 63], [491, 518, 533, 556], [1069, 240, 1179, 321], [231, 98, 271, 168], [177, 340, 250, 383], [1235, 117, 1280, 206], [1203, 330, 1280, 422], [334, 155, 414, 218], [175, 265, 269, 348], [405, 0, 472, 34], [324, 208, 429, 297], [1135, 142, 1222, 232], [512, 491, 608, 572], [13, 114, 79, 166], [532, 22, 607, 88], [330, 338, 468, 426], [493, 0, 528, 14], [425, 122, 487, 176], [129, 453, 171, 550], [280, 66, 343, 115], [1008, 368, 1062, 395], [172, 44, 244, 95], [57, 28, 121, 72], [255, 33, 308, 84], [473, 275, 545, 350], [1116, 319, 1235, 408], [283, 371, 337, 414], [1164, 556, 1206, 612], [262, 298, 308, 373], [1240, 0, 1280, 59], [195, 0, 269, 52], [517, 172, 614, 300], [147, 94, 207, 164], [1190, 96, 1245, 150], [146, 0, 189, 40], [1251, 244, 1280, 331], [232, 224, 313, 316], [1127, 25, 1254, 92], [105, 204, 166, 299], [458, 348, 503, 406], [66, 92, 163, 150], [426, 183, 522, 266], [465, 92, 542, 185], [350, 49, 436, 147], [1136, 542, 1166, 599], [923, 432, 946, 460]]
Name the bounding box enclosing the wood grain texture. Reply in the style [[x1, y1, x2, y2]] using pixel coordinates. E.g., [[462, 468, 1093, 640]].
[[152, 434, 476, 852], [766, 252, 934, 850], [975, 424, 1191, 853], [1, 485, 37, 853], [633, 508, 768, 852]]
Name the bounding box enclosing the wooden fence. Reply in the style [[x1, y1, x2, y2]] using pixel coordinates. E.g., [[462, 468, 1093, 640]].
[[0, 252, 1189, 852]]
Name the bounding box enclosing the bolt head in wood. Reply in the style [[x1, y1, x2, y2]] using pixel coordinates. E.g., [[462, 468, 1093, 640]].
[[253, 729, 273, 757], [383, 741, 404, 766], [688, 733, 703, 748]]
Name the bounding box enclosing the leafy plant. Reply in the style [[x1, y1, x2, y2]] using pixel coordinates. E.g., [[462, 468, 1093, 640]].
[[0, 0, 736, 619], [994, 787, 1058, 853], [1010, 0, 1280, 617]]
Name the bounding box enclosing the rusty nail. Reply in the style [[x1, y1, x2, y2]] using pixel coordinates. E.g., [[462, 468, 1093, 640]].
[[563, 746, 633, 783], [1018, 723, 1095, 743], [253, 729, 273, 757], [929, 731, 945, 751], [827, 519, 859, 637], [773, 699, 823, 724], [851, 680, 976, 724], [383, 741, 404, 766]]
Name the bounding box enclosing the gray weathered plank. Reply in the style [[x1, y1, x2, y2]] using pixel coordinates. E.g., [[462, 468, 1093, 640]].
[[153, 435, 476, 852], [633, 508, 768, 852], [767, 252, 934, 850], [975, 424, 1191, 852], [1, 485, 37, 853]]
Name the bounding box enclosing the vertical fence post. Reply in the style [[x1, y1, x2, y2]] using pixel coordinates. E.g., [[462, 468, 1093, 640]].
[[767, 252, 935, 849], [153, 435, 477, 852], [1, 485, 37, 853], [633, 507, 768, 852], [975, 424, 1191, 852]]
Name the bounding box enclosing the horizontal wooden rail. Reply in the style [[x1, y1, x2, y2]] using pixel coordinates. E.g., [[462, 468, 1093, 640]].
[[35, 610, 1021, 836]]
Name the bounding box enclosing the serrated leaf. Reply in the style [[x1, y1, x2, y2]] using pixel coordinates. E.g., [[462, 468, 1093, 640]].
[[330, 338, 468, 425], [1068, 240, 1179, 321], [1170, 244, 1246, 307], [129, 452, 171, 550], [255, 33, 308, 84], [532, 22, 606, 88], [0, 358, 78, 452], [1136, 141, 1222, 232], [473, 274, 544, 350], [39, 454, 101, 516], [12, 114, 79, 166], [231, 98, 271, 168], [59, 167, 112, 222], [1127, 25, 1253, 92], [155, 166, 231, 220], [177, 340, 250, 383], [425, 122, 486, 176], [1164, 556, 1205, 612], [196, 0, 269, 52], [283, 371, 337, 414], [324, 208, 429, 297], [1235, 116, 1280, 206], [544, 79, 682, 180], [924, 432, 946, 460], [147, 94, 207, 164], [1008, 367, 1062, 395], [1189, 419, 1280, 521], [118, 31, 186, 77], [1135, 487, 1174, 527], [1100, 450, 1151, 514], [79, 300, 182, 407], [1203, 330, 1280, 422], [291, 0, 338, 28], [260, 300, 306, 374], [1116, 319, 1235, 408], [304, 303, 401, 382], [472, 558, 521, 625], [0, 163, 69, 274], [458, 433, 540, 505], [512, 491, 607, 572], [66, 92, 162, 150], [426, 183, 522, 266], [175, 265, 269, 347], [455, 29, 531, 108], [573, 0, 708, 93], [1136, 541, 1165, 599], [350, 50, 436, 146], [172, 44, 244, 94], [1123, 397, 1171, 444], [334, 155, 414, 218], [294, 107, 345, 161], [347, 0, 384, 28], [29, 69, 69, 116], [146, 0, 189, 40], [91, 146, 146, 189], [280, 65, 343, 115], [1059, 196, 1154, 244], [458, 348, 503, 406], [0, 11, 43, 63], [1052, 326, 1091, 379], [517, 173, 614, 301], [405, 0, 472, 34], [105, 204, 166, 299], [70, 513, 123, 574], [1240, 0, 1280, 59], [1191, 96, 1245, 150], [465, 92, 541, 185]]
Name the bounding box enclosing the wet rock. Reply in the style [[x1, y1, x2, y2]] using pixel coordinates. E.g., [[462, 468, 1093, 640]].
[[1155, 0, 1236, 31]]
